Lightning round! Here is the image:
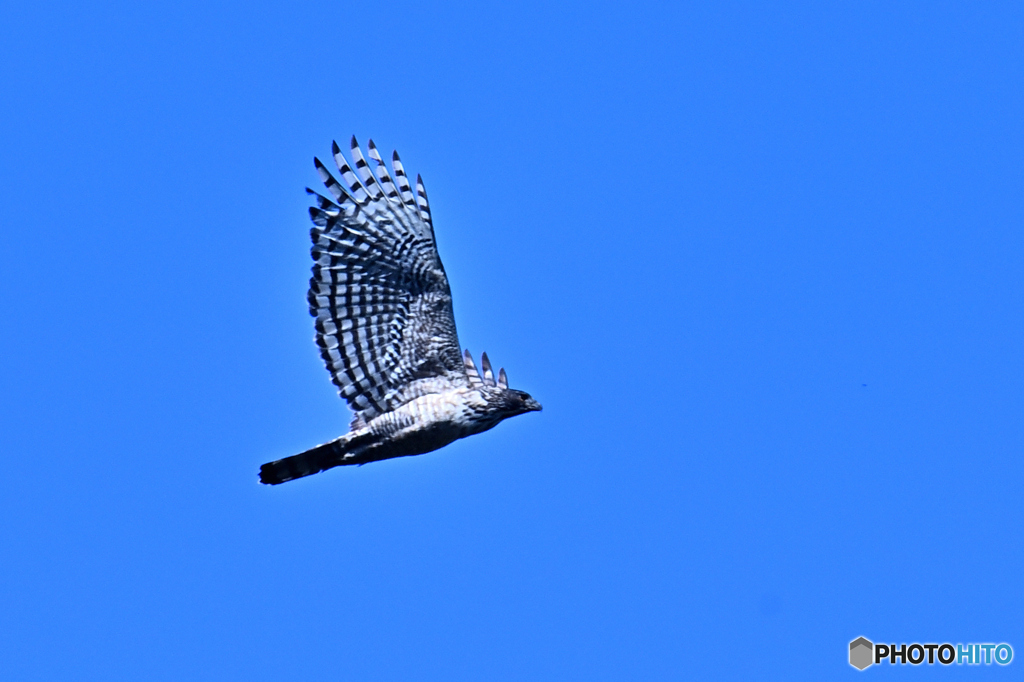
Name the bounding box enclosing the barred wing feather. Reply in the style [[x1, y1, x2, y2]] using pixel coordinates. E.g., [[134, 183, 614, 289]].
[[307, 137, 466, 422]]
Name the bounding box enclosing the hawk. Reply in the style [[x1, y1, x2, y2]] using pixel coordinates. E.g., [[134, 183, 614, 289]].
[[259, 137, 541, 485]]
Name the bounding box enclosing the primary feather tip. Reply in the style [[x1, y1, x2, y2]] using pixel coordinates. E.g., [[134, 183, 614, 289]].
[[464, 349, 514, 389]]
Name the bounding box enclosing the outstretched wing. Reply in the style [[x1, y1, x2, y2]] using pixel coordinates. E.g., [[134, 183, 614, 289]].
[[307, 137, 466, 423]]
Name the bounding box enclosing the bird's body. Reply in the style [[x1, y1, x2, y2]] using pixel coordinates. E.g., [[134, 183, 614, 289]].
[[259, 138, 540, 485]]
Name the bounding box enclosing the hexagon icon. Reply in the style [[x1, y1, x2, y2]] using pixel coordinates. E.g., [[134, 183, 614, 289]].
[[849, 637, 874, 670]]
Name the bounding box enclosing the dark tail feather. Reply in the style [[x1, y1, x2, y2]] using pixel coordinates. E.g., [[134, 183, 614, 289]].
[[259, 438, 347, 485]]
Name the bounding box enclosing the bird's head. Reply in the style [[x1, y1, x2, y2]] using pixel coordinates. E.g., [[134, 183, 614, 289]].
[[463, 350, 542, 417], [503, 389, 543, 416]]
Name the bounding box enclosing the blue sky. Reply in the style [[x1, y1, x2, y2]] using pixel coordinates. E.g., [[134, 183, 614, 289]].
[[1, 1, 1021, 679]]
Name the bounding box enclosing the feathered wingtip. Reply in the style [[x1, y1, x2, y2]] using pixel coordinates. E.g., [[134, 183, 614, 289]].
[[311, 136, 425, 214], [463, 349, 483, 387], [463, 349, 508, 389]]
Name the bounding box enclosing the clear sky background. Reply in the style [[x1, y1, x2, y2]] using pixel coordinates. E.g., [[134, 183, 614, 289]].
[[1, 1, 1021, 679]]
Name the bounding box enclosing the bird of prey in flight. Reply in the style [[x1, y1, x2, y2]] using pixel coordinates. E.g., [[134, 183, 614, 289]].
[[259, 138, 541, 484]]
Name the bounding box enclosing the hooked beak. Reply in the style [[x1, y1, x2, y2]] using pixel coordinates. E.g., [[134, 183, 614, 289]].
[[525, 398, 543, 412]]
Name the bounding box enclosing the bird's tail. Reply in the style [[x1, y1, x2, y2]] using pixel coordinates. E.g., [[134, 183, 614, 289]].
[[259, 437, 349, 485]]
